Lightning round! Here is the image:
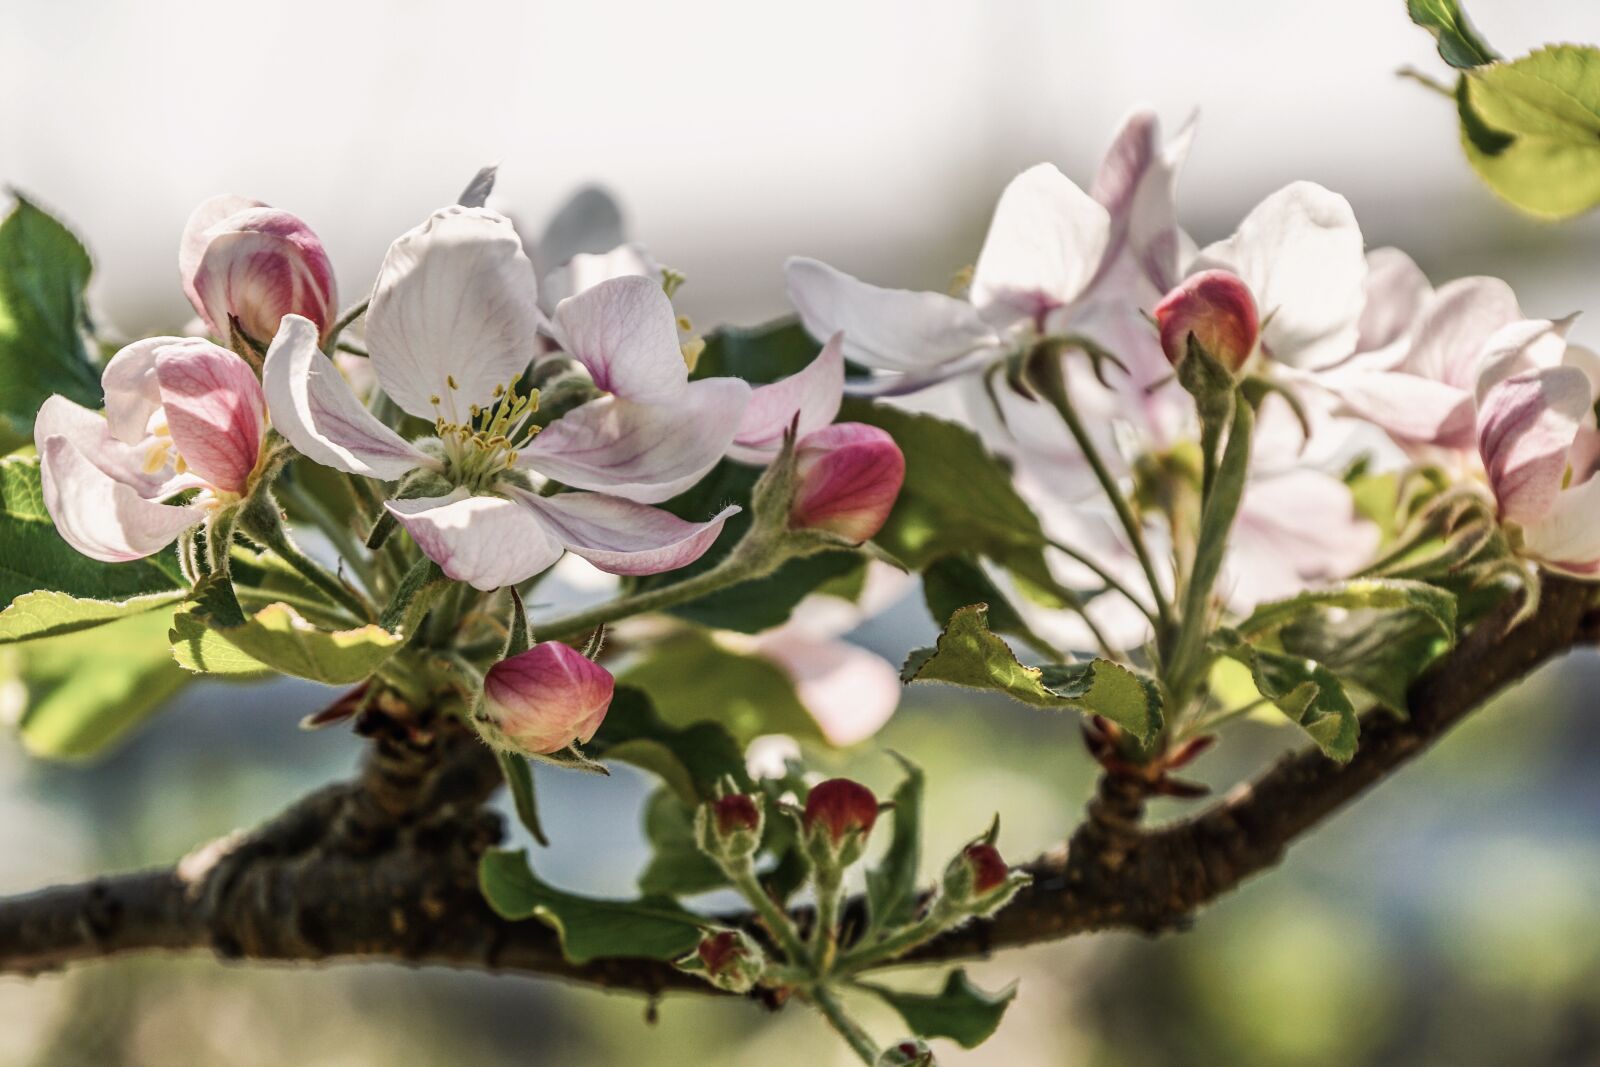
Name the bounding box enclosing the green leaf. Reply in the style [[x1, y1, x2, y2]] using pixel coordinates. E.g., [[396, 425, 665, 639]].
[[0, 454, 184, 604], [1235, 579, 1456, 644], [901, 604, 1161, 739], [0, 588, 187, 644], [860, 969, 1018, 1049], [0, 196, 101, 434], [637, 788, 730, 897], [1277, 606, 1452, 711], [478, 848, 705, 963], [865, 754, 924, 933], [1458, 46, 1600, 219], [497, 749, 548, 847], [1212, 629, 1359, 761], [586, 685, 750, 804], [1407, 0, 1498, 69], [693, 318, 822, 384], [921, 555, 1056, 657], [171, 600, 402, 684], [7, 608, 191, 759], [620, 631, 823, 747]]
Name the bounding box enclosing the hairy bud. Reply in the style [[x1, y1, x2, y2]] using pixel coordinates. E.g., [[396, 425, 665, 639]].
[[683, 928, 767, 994], [695, 792, 764, 863], [802, 778, 879, 870], [477, 642, 615, 756], [789, 423, 906, 543], [1153, 269, 1259, 374], [941, 841, 1027, 917]]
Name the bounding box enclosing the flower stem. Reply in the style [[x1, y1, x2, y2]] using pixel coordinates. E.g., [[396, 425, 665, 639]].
[[726, 861, 809, 966], [1045, 536, 1161, 629], [277, 479, 375, 593], [812, 868, 843, 974], [239, 496, 375, 623], [808, 986, 880, 1065]]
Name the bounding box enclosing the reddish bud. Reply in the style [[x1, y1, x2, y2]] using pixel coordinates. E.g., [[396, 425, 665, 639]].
[[803, 778, 879, 844], [878, 1040, 936, 1065], [479, 642, 615, 756], [696, 792, 764, 862], [1153, 269, 1259, 374], [713, 793, 761, 837], [789, 423, 906, 543], [941, 838, 1026, 915], [687, 928, 765, 993], [961, 843, 1010, 895]]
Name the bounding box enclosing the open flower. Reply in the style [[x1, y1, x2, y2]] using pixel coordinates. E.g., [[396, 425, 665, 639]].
[[35, 338, 267, 562], [265, 205, 749, 590], [180, 195, 338, 345], [786, 111, 1192, 396]]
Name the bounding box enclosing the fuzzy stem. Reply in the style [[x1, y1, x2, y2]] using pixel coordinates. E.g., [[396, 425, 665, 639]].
[[726, 861, 810, 966], [809, 986, 880, 1064]]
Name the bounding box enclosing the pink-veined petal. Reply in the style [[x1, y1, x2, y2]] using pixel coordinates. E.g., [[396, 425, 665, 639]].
[[34, 395, 189, 498], [190, 209, 338, 344], [1090, 109, 1194, 296], [1403, 276, 1522, 389], [1473, 317, 1577, 405], [513, 489, 738, 576], [385, 490, 564, 591], [101, 336, 183, 444], [154, 341, 264, 494], [366, 206, 541, 418], [1193, 182, 1365, 371], [1320, 367, 1476, 448], [785, 257, 997, 372], [37, 434, 203, 563], [1477, 365, 1590, 526], [971, 163, 1111, 329], [519, 377, 750, 504], [550, 274, 687, 402], [728, 333, 844, 464], [263, 315, 431, 480], [179, 195, 263, 316]]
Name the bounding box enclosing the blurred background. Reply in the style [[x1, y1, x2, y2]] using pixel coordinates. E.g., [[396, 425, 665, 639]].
[[5, 1, 1600, 1064]]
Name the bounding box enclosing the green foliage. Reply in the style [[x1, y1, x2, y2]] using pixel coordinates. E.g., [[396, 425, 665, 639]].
[[636, 788, 729, 896], [860, 969, 1019, 1049], [1277, 606, 1454, 711], [901, 604, 1161, 740], [1407, 0, 1498, 69], [496, 749, 548, 847], [864, 755, 924, 934], [479, 848, 705, 964], [0, 588, 186, 644], [1235, 579, 1456, 644], [1211, 629, 1359, 761], [0, 454, 183, 604], [0, 197, 101, 435], [693, 318, 821, 384], [920, 555, 1056, 658], [171, 599, 402, 684], [586, 685, 751, 804]]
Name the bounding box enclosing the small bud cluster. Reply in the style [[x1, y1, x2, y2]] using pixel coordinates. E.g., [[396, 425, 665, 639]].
[[681, 928, 767, 994]]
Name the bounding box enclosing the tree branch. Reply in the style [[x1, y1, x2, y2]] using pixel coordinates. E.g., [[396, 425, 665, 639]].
[[0, 580, 1593, 994]]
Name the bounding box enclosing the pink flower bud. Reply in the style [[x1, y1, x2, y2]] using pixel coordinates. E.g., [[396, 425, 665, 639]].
[[181, 195, 339, 345], [941, 839, 1025, 915], [480, 642, 615, 756], [713, 793, 762, 837], [1153, 269, 1260, 374], [789, 423, 905, 543], [803, 778, 879, 845]]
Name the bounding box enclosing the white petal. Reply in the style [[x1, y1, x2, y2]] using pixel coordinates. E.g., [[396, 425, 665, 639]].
[[1194, 182, 1366, 370], [1523, 474, 1600, 575], [386, 490, 564, 591], [1357, 247, 1432, 353], [34, 395, 180, 498], [1477, 366, 1590, 526], [1320, 367, 1475, 448], [1473, 317, 1576, 405], [785, 257, 997, 372], [1403, 276, 1522, 389], [728, 334, 844, 464], [519, 377, 750, 504], [101, 336, 183, 443], [37, 434, 202, 563], [366, 206, 542, 418], [1227, 469, 1378, 609], [971, 163, 1111, 329], [1091, 110, 1194, 295], [263, 315, 431, 480], [513, 489, 738, 576], [550, 275, 687, 402]]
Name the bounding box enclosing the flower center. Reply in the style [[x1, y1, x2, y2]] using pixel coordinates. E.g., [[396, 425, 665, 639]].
[[140, 416, 188, 477], [431, 376, 541, 493]]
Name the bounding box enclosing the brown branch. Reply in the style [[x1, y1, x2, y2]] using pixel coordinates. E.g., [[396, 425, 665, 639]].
[[0, 580, 1593, 994]]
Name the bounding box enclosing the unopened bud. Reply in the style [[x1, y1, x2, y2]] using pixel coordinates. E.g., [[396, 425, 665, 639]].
[[941, 842, 1027, 916], [1153, 269, 1259, 374], [695, 792, 764, 862], [802, 778, 879, 870], [789, 423, 906, 543], [681, 928, 766, 994], [181, 196, 338, 345], [477, 642, 614, 756], [877, 1039, 936, 1065]]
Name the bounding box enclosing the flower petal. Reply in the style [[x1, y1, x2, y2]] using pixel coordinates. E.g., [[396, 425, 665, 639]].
[[1473, 317, 1576, 405], [1402, 276, 1522, 389], [263, 315, 431, 480], [519, 377, 750, 504], [1227, 468, 1379, 609], [971, 163, 1111, 329], [153, 341, 264, 494], [1357, 247, 1431, 354], [1193, 182, 1365, 370], [385, 490, 564, 591], [34, 395, 188, 498], [541, 243, 658, 312], [785, 257, 997, 372], [550, 274, 687, 402], [191, 209, 339, 344], [728, 334, 844, 464], [179, 195, 264, 316], [37, 434, 202, 562], [1320, 367, 1476, 448], [1477, 365, 1590, 526], [101, 336, 182, 444], [1091, 110, 1194, 295], [1522, 473, 1600, 575], [366, 206, 541, 418], [513, 489, 738, 576]]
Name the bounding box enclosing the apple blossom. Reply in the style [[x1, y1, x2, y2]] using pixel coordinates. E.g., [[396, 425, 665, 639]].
[[264, 205, 752, 590], [180, 195, 338, 345], [478, 641, 615, 755], [35, 337, 266, 563]]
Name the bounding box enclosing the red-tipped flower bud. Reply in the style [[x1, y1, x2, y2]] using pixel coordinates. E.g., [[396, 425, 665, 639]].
[[877, 1039, 936, 1066], [941, 840, 1026, 916], [802, 778, 879, 871], [686, 928, 766, 994], [1153, 269, 1259, 374], [961, 843, 1010, 895], [478, 642, 615, 756], [696, 792, 764, 863], [789, 423, 906, 543]]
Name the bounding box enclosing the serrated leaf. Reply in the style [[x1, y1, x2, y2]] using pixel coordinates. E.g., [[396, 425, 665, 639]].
[[0, 588, 187, 644], [1212, 629, 1359, 761], [1458, 46, 1600, 219], [0, 196, 102, 434], [1277, 607, 1452, 711], [8, 609, 191, 759], [620, 631, 823, 747], [865, 754, 923, 934], [1235, 579, 1456, 644], [860, 969, 1019, 1049], [171, 601, 401, 684], [1407, 0, 1498, 69], [921, 555, 1057, 658], [586, 685, 750, 804], [901, 604, 1161, 739], [0, 454, 184, 604], [478, 848, 704, 964]]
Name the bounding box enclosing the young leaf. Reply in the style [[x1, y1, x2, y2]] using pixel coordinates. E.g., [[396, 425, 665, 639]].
[[865, 754, 924, 934], [637, 788, 731, 897], [585, 685, 751, 804], [1407, 0, 1498, 69], [859, 969, 1019, 1049], [901, 605, 1161, 740], [0, 588, 187, 644], [1212, 629, 1359, 761], [620, 631, 824, 746], [172, 601, 402, 684], [692, 318, 823, 384], [1458, 46, 1600, 219], [1277, 606, 1453, 712], [0, 197, 101, 435], [496, 749, 549, 847], [479, 849, 704, 964], [1235, 579, 1456, 644], [921, 555, 1057, 659]]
